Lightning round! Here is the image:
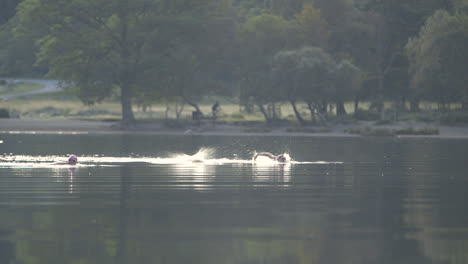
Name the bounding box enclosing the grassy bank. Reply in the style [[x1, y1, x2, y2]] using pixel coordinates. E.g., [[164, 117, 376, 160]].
[[0, 82, 44, 96], [2, 95, 468, 128]]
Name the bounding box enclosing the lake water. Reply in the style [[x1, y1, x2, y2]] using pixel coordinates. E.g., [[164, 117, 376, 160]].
[[0, 133, 467, 264]]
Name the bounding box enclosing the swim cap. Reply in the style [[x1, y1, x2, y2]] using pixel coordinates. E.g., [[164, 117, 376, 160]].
[[276, 155, 287, 162], [68, 154, 78, 164]]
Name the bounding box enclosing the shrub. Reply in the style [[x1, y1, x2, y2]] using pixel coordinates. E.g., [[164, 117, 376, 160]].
[[395, 127, 439, 135], [366, 128, 395, 136], [0, 108, 10, 118], [23, 106, 70, 118], [345, 126, 394, 137]]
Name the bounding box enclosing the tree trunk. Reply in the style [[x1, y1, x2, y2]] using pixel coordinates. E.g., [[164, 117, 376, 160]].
[[307, 103, 316, 124], [290, 100, 306, 126], [376, 74, 384, 113], [118, 2, 136, 128], [121, 83, 135, 127], [463, 90, 468, 110], [175, 100, 185, 120], [336, 99, 347, 116], [410, 98, 420, 112], [257, 103, 272, 123], [397, 96, 406, 112], [164, 104, 170, 120], [320, 101, 327, 114], [183, 96, 203, 115], [354, 98, 359, 113]]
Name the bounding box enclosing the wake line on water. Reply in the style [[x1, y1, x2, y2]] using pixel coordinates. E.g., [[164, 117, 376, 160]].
[[0, 148, 342, 168]]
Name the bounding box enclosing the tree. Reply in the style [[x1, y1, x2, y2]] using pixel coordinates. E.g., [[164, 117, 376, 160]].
[[292, 3, 329, 47], [406, 7, 468, 109], [238, 13, 293, 122], [17, 0, 163, 126], [0, 0, 43, 77], [272, 48, 307, 125], [0, 17, 43, 77], [357, 0, 453, 111], [333, 60, 362, 116], [0, 0, 19, 25], [137, 7, 235, 117], [272, 47, 336, 124]]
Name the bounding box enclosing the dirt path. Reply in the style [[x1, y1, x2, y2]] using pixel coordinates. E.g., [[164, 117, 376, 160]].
[[0, 79, 61, 100]]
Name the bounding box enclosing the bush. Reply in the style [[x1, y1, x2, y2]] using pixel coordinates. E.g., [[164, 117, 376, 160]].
[[0, 108, 10, 118], [395, 127, 439, 135], [366, 128, 395, 137], [23, 106, 70, 118], [345, 126, 394, 137]]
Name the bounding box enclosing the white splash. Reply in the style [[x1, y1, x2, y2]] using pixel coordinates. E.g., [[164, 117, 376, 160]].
[[0, 149, 342, 168]]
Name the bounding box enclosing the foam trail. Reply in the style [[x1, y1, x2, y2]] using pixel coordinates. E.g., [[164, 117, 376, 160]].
[[0, 149, 342, 167]]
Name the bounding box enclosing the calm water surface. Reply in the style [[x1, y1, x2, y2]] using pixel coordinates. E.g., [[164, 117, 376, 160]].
[[0, 134, 468, 264]]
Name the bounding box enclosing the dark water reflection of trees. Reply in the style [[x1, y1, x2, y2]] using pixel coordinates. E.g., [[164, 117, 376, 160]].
[[0, 135, 468, 263]]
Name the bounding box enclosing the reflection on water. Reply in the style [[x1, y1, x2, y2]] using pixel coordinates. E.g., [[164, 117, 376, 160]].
[[252, 163, 292, 187], [0, 134, 468, 264]]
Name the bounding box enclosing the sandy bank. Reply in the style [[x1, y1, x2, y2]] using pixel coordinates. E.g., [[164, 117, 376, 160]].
[[1, 118, 468, 139]]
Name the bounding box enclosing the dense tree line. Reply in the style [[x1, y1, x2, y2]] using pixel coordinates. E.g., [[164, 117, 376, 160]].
[[1, 0, 468, 125]]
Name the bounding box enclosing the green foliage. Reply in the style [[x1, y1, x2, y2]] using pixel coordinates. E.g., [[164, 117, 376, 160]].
[[272, 46, 361, 120], [292, 3, 329, 47], [406, 8, 468, 107], [16, 0, 231, 125], [23, 106, 71, 118], [0, 0, 19, 25], [0, 18, 43, 76], [272, 46, 335, 102], [2, 0, 468, 126], [238, 13, 294, 122]]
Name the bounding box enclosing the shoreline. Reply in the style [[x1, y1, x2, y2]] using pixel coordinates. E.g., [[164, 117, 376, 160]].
[[1, 118, 468, 139]]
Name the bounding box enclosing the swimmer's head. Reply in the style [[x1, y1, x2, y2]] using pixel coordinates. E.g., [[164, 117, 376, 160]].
[[68, 154, 78, 164], [276, 155, 287, 163]]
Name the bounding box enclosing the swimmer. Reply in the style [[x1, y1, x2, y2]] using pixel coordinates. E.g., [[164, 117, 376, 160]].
[[253, 152, 287, 163], [54, 154, 78, 165]]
